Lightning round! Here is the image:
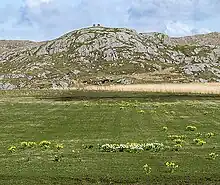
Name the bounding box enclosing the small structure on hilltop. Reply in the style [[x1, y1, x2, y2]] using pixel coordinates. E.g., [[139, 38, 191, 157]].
[[92, 24, 101, 27]]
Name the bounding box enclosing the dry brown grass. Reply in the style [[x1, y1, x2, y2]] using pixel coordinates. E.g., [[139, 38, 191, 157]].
[[81, 83, 220, 94]]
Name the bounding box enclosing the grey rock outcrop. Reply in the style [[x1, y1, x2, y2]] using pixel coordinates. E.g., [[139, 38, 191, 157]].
[[1, 26, 220, 89]]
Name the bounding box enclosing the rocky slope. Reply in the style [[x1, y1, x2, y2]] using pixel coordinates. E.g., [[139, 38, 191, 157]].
[[1, 26, 220, 90]]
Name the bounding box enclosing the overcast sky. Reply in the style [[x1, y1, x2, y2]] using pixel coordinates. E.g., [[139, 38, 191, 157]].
[[0, 0, 219, 41]]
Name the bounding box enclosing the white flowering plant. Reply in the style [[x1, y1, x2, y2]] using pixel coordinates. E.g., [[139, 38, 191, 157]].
[[99, 142, 164, 153]]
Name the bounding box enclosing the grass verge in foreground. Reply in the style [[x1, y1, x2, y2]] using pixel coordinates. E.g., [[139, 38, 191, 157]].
[[0, 91, 220, 184]]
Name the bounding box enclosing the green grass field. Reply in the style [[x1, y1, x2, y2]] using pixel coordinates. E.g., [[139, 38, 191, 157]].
[[1, 90, 220, 184]]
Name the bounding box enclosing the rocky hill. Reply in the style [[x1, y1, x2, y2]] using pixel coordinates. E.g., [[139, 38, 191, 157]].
[[1, 26, 220, 90], [0, 40, 43, 54]]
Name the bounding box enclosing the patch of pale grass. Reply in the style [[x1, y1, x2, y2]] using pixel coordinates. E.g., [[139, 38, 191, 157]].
[[82, 83, 220, 94]]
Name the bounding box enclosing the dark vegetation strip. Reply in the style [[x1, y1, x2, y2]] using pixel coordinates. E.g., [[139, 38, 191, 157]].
[[1, 89, 220, 102]]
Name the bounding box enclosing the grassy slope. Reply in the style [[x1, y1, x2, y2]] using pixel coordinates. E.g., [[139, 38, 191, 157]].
[[0, 91, 220, 184]]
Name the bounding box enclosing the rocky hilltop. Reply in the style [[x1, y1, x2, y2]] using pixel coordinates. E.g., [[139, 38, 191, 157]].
[[1, 26, 220, 90]]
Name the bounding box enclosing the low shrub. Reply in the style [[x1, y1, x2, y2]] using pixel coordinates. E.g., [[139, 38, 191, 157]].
[[206, 132, 214, 138], [27, 141, 37, 148], [20, 141, 37, 149], [8, 146, 16, 153], [170, 111, 175, 114], [55, 144, 64, 150], [137, 110, 145, 114], [172, 144, 182, 151], [164, 146, 171, 151], [196, 132, 202, 137], [82, 144, 93, 149], [168, 135, 187, 140], [209, 153, 218, 160], [186, 125, 197, 131], [53, 155, 62, 162], [143, 164, 151, 175], [165, 162, 178, 173], [173, 139, 184, 144], [193, 138, 206, 146], [162, 126, 168, 132], [39, 140, 51, 149], [20, 142, 28, 149]]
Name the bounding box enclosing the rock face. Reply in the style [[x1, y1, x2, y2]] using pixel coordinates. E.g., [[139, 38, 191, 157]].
[[1, 26, 220, 89]]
